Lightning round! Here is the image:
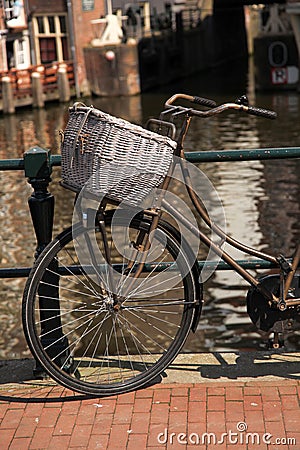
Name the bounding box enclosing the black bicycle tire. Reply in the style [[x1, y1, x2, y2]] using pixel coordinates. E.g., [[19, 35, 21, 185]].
[[22, 214, 198, 396]]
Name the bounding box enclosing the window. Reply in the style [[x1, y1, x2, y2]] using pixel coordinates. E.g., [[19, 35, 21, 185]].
[[59, 16, 66, 34], [37, 17, 45, 34], [16, 39, 25, 65], [4, 0, 26, 27], [33, 14, 69, 65], [48, 16, 55, 33], [4, 0, 17, 21], [40, 38, 57, 63], [6, 36, 30, 69]]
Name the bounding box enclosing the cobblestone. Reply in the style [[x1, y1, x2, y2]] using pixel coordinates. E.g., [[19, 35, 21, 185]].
[[0, 379, 298, 449]]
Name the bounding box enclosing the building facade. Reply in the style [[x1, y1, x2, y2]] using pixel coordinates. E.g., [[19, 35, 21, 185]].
[[0, 0, 106, 95]]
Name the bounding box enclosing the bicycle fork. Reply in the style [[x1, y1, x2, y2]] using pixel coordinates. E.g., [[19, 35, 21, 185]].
[[94, 206, 161, 310]]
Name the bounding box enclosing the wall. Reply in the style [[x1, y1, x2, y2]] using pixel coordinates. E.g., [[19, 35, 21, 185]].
[[254, 33, 299, 90], [84, 43, 140, 96], [69, 0, 106, 95], [138, 11, 248, 91], [28, 0, 106, 95], [84, 11, 248, 96], [28, 0, 66, 13]]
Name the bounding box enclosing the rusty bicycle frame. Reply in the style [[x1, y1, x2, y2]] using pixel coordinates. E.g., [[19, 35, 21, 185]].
[[100, 92, 300, 343]]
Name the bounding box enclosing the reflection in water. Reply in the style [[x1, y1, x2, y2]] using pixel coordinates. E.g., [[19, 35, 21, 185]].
[[0, 66, 300, 359]]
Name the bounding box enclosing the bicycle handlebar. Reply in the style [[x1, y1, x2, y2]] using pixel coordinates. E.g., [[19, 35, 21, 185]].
[[164, 93, 277, 120], [166, 93, 217, 109], [246, 105, 277, 120]]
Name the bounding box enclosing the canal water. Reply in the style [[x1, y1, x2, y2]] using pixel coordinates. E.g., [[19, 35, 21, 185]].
[[0, 61, 299, 359]]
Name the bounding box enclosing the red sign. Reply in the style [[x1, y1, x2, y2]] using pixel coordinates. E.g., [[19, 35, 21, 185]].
[[271, 67, 287, 85]]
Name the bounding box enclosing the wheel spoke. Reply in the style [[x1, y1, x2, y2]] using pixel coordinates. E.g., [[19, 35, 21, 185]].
[[22, 216, 198, 395]]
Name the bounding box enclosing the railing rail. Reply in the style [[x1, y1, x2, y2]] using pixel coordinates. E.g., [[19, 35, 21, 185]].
[[1, 144, 300, 280], [1, 146, 300, 171], [0, 258, 286, 279]]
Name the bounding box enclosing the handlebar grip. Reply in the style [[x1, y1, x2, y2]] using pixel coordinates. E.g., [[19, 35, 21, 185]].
[[193, 96, 217, 108], [247, 105, 277, 120]]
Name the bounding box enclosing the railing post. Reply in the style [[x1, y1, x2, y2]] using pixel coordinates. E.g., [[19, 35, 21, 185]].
[[31, 72, 45, 109], [57, 65, 70, 103], [2, 76, 15, 114], [24, 147, 69, 377], [24, 147, 54, 256]]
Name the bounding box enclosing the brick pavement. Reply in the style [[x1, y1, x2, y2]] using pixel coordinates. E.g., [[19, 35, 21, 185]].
[[0, 379, 299, 450]]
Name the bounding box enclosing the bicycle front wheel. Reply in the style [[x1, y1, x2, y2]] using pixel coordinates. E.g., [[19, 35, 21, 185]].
[[22, 212, 197, 396]]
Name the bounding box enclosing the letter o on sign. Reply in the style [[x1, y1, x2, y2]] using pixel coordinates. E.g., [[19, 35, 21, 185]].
[[268, 41, 288, 67]]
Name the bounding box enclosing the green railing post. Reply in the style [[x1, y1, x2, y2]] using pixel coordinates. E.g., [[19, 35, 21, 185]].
[[24, 147, 54, 257], [24, 147, 68, 377]]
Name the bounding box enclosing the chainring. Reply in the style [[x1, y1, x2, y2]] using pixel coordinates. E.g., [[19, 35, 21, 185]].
[[246, 273, 300, 333]]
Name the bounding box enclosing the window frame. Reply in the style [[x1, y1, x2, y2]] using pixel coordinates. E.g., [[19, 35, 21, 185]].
[[32, 14, 69, 65]]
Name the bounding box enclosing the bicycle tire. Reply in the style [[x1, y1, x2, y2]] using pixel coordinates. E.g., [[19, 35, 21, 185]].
[[22, 212, 198, 396]]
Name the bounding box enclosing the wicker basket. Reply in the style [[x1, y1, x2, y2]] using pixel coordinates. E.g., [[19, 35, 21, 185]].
[[60, 103, 176, 206]]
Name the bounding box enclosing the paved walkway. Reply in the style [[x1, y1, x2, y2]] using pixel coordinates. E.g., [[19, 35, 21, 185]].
[[0, 352, 299, 449]]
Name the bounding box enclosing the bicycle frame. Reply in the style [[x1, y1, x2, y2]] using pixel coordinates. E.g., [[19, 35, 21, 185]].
[[102, 95, 300, 312], [160, 170, 300, 308]]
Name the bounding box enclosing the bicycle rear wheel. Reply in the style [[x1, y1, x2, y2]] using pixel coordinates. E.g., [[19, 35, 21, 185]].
[[22, 212, 198, 396]]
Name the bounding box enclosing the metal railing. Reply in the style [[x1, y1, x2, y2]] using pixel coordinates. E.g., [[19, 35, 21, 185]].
[[1, 145, 300, 280], [2, 145, 300, 170]]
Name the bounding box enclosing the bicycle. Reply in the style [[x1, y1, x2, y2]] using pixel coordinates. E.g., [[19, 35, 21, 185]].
[[22, 93, 300, 396]]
